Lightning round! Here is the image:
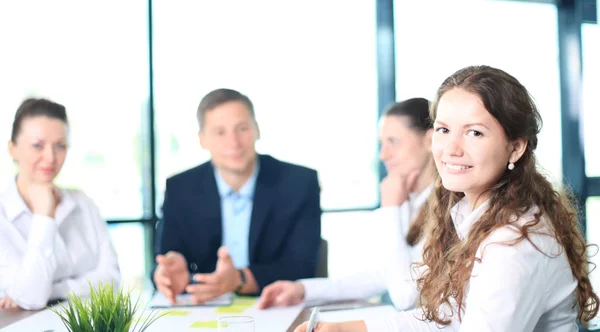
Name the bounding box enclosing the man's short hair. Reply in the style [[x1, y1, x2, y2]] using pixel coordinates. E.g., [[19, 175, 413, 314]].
[[197, 88, 255, 130]]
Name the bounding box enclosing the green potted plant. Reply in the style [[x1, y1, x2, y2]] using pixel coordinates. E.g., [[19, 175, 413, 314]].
[[49, 281, 164, 332]]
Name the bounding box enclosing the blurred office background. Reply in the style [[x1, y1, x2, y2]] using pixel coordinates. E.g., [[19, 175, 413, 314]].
[[0, 0, 598, 295]]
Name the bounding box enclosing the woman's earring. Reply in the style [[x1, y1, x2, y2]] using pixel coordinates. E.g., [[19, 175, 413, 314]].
[[508, 163, 515, 171]]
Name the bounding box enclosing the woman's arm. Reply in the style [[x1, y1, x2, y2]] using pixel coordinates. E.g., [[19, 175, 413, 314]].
[[302, 205, 415, 305], [0, 215, 60, 310]]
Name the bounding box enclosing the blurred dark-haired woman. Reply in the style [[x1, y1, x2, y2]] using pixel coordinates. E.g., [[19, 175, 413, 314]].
[[0, 98, 120, 310]]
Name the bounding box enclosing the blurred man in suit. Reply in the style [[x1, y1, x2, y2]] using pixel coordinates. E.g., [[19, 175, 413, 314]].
[[153, 88, 321, 303]]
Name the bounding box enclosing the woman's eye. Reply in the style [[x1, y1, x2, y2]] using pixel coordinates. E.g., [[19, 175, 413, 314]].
[[467, 130, 483, 137]]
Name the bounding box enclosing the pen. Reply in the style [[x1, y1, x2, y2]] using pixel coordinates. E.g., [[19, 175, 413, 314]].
[[306, 307, 320, 332]]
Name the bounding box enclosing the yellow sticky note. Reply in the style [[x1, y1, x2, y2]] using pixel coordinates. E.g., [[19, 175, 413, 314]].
[[232, 296, 257, 307], [214, 306, 246, 314], [164, 310, 191, 316], [234, 295, 257, 302], [233, 300, 256, 307], [190, 320, 219, 328]]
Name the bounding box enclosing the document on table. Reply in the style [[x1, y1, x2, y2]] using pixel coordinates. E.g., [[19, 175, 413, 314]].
[[149, 292, 233, 308], [318, 305, 397, 322]]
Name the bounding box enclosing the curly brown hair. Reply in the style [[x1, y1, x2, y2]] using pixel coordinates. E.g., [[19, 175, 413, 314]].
[[415, 65, 598, 324]]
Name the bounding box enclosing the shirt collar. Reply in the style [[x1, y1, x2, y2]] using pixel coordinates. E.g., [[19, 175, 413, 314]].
[[0, 177, 76, 225], [450, 196, 490, 240], [213, 160, 260, 199]]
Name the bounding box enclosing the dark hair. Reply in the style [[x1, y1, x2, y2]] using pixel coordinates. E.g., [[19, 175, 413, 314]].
[[196, 88, 255, 130], [11, 98, 68, 142], [384, 98, 433, 246], [384, 97, 432, 133], [417, 65, 598, 324]]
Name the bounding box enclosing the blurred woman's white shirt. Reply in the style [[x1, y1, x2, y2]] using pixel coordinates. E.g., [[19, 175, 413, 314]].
[[0, 179, 120, 310]]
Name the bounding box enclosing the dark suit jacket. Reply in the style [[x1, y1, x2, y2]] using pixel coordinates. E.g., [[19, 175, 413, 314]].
[[154, 154, 321, 293]]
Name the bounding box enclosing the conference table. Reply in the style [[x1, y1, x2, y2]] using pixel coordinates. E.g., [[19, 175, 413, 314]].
[[5, 301, 600, 331], [0, 308, 37, 329], [0, 299, 380, 331]]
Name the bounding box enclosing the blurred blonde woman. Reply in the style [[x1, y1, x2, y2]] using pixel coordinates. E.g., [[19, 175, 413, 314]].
[[259, 98, 435, 311]]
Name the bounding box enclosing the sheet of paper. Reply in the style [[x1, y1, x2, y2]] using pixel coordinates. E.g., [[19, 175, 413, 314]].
[[251, 303, 304, 331], [318, 305, 397, 323], [149, 292, 233, 308]]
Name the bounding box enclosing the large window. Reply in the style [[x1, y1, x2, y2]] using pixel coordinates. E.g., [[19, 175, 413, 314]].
[[394, 0, 562, 182], [1, 0, 593, 293], [152, 1, 379, 212], [0, 1, 150, 289], [0, 1, 150, 220], [108, 223, 147, 289], [321, 211, 383, 278]]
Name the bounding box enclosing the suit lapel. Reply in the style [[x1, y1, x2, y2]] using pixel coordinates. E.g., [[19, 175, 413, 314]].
[[249, 156, 275, 260], [191, 164, 222, 247]]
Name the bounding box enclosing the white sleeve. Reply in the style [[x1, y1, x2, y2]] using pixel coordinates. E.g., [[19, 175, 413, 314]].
[[302, 204, 420, 309], [301, 271, 387, 303], [2, 215, 59, 310], [382, 246, 421, 310], [300, 255, 417, 308], [49, 196, 121, 300], [373, 205, 421, 310]]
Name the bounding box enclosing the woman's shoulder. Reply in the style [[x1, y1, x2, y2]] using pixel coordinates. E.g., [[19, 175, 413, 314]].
[[481, 206, 559, 257]]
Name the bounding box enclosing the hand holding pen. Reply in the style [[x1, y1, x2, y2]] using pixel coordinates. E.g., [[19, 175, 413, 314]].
[[306, 307, 320, 332], [294, 311, 368, 332], [295, 307, 344, 332]]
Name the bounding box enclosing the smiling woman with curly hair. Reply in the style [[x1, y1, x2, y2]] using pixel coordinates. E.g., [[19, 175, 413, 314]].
[[294, 65, 598, 332]]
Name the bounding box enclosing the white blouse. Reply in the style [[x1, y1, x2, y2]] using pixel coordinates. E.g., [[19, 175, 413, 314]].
[[365, 197, 578, 332], [0, 180, 120, 310], [301, 186, 432, 310]]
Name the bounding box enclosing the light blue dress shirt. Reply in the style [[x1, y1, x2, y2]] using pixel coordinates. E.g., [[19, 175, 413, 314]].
[[213, 162, 259, 269]]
